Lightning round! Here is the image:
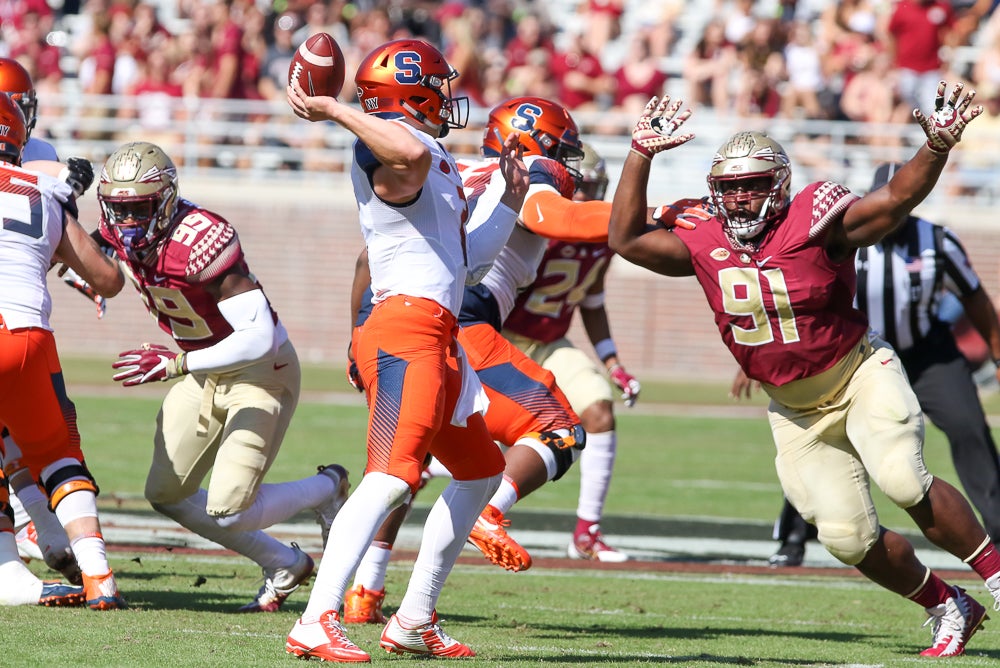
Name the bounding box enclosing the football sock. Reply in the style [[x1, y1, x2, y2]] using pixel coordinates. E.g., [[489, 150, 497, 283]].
[[212, 475, 335, 531], [304, 472, 409, 623], [965, 537, 1000, 582], [13, 483, 71, 554], [353, 542, 392, 591], [487, 475, 519, 515], [0, 558, 43, 606], [152, 489, 295, 570], [396, 473, 502, 625], [70, 534, 109, 576], [576, 430, 616, 524], [908, 569, 953, 608]]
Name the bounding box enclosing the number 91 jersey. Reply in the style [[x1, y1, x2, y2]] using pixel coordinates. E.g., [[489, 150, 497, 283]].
[[101, 199, 260, 351], [675, 181, 868, 386]]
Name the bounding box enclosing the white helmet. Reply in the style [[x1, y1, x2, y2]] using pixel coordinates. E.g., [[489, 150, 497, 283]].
[[707, 131, 791, 241]]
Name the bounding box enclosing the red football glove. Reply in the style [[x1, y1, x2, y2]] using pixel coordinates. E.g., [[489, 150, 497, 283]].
[[653, 197, 714, 231], [609, 364, 641, 408], [112, 344, 186, 386], [61, 267, 106, 319], [914, 81, 982, 154]]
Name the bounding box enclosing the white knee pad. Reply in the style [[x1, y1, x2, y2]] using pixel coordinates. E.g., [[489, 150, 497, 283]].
[[872, 447, 931, 509], [816, 520, 879, 566], [514, 434, 581, 482]]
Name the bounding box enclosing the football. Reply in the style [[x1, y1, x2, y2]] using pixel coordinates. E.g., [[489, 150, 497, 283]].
[[288, 32, 346, 98]]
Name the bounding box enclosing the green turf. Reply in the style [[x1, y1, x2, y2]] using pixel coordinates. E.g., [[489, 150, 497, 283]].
[[8, 553, 1000, 666], [10, 356, 995, 666]]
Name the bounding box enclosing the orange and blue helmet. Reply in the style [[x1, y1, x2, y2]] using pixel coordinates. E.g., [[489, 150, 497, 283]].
[[481, 96, 584, 176], [354, 39, 469, 137]]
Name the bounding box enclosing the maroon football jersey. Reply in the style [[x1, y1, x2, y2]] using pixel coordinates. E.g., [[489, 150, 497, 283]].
[[675, 182, 868, 386], [503, 240, 612, 343], [101, 199, 261, 352]]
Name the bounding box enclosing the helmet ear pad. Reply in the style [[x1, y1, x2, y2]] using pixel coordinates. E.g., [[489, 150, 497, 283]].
[[707, 131, 791, 241]]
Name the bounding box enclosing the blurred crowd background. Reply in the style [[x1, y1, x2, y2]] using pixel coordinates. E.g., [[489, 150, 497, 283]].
[[10, 0, 1000, 379], [3, 0, 1000, 203], [5, 0, 1000, 123]]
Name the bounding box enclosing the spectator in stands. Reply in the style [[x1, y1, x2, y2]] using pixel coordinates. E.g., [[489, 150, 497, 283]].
[[732, 18, 784, 118], [118, 46, 186, 151], [780, 20, 827, 119], [612, 29, 669, 117], [953, 0, 1000, 46], [683, 18, 737, 112], [722, 0, 758, 46], [77, 10, 116, 140], [8, 11, 62, 102], [581, 0, 625, 58], [973, 23, 1000, 94], [838, 43, 908, 140], [503, 10, 556, 87], [952, 82, 1000, 197], [438, 3, 489, 108], [206, 0, 248, 100], [551, 31, 615, 112], [887, 0, 958, 114], [258, 11, 300, 102]]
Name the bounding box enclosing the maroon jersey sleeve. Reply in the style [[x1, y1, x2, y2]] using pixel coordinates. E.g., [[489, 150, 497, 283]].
[[503, 240, 612, 343], [676, 182, 867, 386]]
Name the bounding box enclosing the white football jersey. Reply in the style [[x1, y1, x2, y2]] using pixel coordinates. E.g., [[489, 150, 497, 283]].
[[0, 163, 74, 330], [458, 155, 555, 322], [353, 122, 469, 316]]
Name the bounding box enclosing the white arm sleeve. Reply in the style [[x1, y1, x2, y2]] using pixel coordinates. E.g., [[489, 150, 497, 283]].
[[465, 169, 518, 285], [184, 289, 278, 374]]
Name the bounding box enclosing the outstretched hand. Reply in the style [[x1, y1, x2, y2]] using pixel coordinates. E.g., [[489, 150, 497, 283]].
[[609, 365, 641, 407], [913, 81, 983, 154], [631, 95, 694, 161], [496, 131, 529, 211]]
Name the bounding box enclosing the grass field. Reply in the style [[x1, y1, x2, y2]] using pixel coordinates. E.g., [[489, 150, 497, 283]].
[[7, 358, 1000, 666]]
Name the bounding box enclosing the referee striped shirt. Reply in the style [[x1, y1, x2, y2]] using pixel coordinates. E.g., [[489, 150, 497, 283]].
[[855, 216, 980, 351]]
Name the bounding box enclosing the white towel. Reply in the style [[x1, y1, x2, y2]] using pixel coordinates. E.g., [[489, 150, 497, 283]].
[[450, 339, 490, 427]]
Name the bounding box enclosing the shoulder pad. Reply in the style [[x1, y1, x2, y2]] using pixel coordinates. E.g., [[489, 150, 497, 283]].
[[808, 181, 860, 240], [162, 209, 242, 281], [526, 156, 575, 199], [460, 159, 501, 200]]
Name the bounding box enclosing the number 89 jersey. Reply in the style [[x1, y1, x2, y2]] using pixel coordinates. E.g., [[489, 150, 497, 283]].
[[101, 198, 261, 351], [675, 181, 869, 386]]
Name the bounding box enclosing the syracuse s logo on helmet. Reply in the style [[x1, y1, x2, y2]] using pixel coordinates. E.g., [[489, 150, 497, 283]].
[[394, 51, 422, 85], [511, 103, 543, 132]]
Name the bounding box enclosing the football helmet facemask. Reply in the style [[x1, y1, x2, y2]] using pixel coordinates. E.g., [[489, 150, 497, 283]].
[[97, 142, 179, 260], [0, 58, 36, 141], [0, 93, 26, 164], [707, 131, 791, 242], [481, 96, 584, 180], [355, 39, 468, 138], [576, 141, 608, 201]]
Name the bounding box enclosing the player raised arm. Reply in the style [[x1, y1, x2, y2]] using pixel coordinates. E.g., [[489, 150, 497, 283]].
[[608, 95, 697, 276], [832, 81, 982, 253], [287, 78, 430, 202]]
